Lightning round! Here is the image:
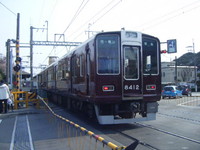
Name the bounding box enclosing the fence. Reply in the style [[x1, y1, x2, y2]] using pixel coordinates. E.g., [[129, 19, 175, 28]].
[[160, 93, 200, 107]]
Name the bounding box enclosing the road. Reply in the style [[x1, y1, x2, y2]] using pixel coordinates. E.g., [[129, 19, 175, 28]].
[[0, 95, 200, 150]]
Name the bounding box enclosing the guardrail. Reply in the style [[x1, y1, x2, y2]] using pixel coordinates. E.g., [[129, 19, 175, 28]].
[[38, 96, 138, 150]]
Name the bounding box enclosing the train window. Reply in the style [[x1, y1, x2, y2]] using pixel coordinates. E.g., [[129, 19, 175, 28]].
[[124, 46, 139, 80], [143, 38, 159, 75], [96, 34, 120, 74], [80, 55, 85, 77]]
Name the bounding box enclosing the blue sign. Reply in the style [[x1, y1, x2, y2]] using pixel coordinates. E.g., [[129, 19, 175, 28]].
[[167, 39, 177, 53]]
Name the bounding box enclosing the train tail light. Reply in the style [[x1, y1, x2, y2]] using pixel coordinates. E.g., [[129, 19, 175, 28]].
[[146, 85, 156, 90], [102, 85, 114, 92]]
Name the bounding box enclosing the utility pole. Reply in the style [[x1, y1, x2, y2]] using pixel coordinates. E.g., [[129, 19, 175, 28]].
[[29, 24, 81, 89], [6, 39, 11, 84], [30, 26, 33, 89], [15, 13, 21, 91], [193, 40, 197, 92]]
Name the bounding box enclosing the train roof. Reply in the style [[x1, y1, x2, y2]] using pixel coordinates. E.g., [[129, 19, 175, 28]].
[[34, 30, 159, 77]]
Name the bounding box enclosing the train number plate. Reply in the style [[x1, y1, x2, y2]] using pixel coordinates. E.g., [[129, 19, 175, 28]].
[[124, 85, 139, 90]]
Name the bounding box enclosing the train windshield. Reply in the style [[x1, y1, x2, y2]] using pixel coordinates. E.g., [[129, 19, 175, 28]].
[[124, 46, 139, 80], [143, 38, 159, 75], [96, 34, 120, 74]]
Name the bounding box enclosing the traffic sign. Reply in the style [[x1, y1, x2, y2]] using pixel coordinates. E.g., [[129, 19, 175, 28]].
[[167, 39, 177, 53]]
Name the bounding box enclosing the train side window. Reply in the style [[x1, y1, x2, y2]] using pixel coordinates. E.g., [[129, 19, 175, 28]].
[[61, 64, 66, 79], [65, 59, 70, 79], [80, 55, 85, 77]]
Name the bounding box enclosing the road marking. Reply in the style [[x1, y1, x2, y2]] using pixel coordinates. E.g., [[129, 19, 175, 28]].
[[26, 115, 34, 150], [178, 99, 200, 106], [9, 116, 34, 150], [10, 116, 17, 150]]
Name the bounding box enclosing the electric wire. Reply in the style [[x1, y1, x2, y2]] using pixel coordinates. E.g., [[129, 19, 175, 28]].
[[68, 0, 122, 41], [92, 0, 122, 26], [45, 0, 122, 60], [0, 2, 17, 16], [40, 0, 90, 64], [135, 0, 200, 31], [68, 0, 121, 38], [62, 0, 90, 35]]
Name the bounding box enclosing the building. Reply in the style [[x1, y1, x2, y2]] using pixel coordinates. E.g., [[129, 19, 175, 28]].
[[161, 62, 198, 86]]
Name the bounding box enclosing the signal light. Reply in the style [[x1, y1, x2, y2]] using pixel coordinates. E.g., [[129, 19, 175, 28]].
[[161, 50, 167, 54], [13, 64, 21, 72], [15, 57, 22, 62]]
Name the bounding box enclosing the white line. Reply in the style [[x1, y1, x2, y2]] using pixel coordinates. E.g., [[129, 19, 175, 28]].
[[178, 99, 200, 106], [26, 115, 34, 150], [9, 116, 17, 150]]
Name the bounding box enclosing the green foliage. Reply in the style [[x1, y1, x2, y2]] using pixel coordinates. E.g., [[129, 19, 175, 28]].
[[176, 52, 200, 67], [0, 69, 5, 81]]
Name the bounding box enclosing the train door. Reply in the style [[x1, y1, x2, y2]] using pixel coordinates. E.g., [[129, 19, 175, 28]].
[[122, 46, 143, 100], [71, 54, 76, 94], [85, 45, 90, 95]]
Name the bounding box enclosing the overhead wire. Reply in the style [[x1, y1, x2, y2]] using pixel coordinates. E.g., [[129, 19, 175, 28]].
[[57, 0, 122, 56], [135, 0, 200, 31], [0, 1, 17, 16], [62, 0, 90, 35], [55, 0, 122, 57], [41, 0, 90, 65]]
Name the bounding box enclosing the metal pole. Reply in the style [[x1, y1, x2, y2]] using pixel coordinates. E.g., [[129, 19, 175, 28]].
[[45, 20, 48, 41], [30, 26, 33, 89], [6, 39, 10, 84], [10, 49, 13, 89], [175, 56, 177, 85], [16, 13, 20, 91], [193, 41, 197, 92]]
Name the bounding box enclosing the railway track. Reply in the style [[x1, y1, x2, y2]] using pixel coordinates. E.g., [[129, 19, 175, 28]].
[[112, 121, 200, 150], [48, 101, 200, 150], [157, 112, 200, 125], [135, 122, 200, 145], [115, 130, 159, 150]]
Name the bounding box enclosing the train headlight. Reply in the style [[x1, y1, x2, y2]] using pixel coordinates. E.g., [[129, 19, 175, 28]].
[[146, 85, 156, 90], [102, 85, 114, 92]]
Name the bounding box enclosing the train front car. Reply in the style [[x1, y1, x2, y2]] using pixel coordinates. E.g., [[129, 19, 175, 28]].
[[94, 30, 161, 124]]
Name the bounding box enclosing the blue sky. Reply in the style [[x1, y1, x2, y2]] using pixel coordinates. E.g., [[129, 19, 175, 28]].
[[1, 0, 200, 74]]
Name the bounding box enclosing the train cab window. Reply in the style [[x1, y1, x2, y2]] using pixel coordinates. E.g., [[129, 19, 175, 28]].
[[143, 37, 159, 75], [96, 34, 120, 74], [124, 46, 139, 80]]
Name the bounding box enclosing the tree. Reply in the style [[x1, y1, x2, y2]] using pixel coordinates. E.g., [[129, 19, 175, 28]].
[[0, 55, 6, 81]]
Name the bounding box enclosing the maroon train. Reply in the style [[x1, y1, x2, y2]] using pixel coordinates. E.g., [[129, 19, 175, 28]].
[[35, 30, 161, 124]]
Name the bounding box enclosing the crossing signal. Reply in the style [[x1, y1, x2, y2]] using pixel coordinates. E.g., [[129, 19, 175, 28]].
[[15, 57, 22, 62], [161, 50, 167, 54], [13, 64, 21, 72]]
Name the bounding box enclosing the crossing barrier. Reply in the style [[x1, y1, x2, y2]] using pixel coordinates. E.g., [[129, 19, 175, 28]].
[[11, 91, 47, 109], [38, 96, 138, 150]]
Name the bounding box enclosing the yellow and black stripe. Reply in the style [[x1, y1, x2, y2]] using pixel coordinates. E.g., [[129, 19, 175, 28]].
[[15, 39, 20, 91]]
